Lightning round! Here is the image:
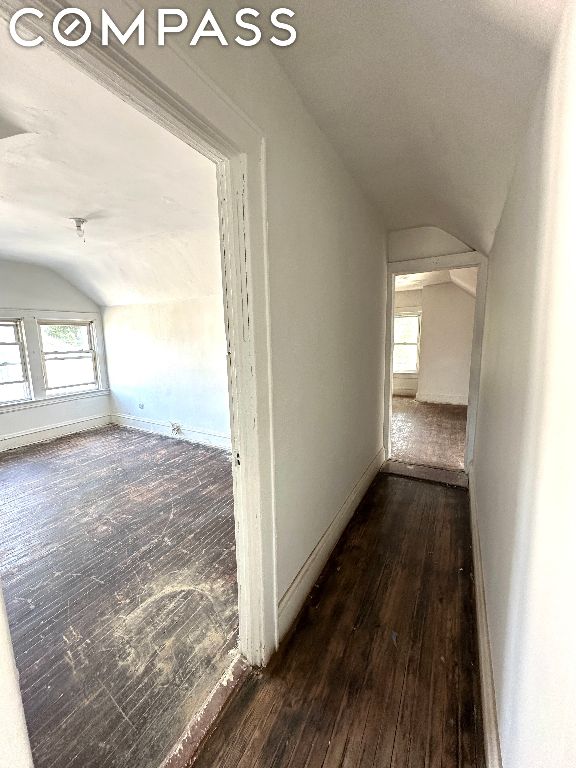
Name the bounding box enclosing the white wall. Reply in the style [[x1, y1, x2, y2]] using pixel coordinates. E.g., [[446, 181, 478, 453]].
[[392, 282, 475, 403], [0, 260, 110, 452], [394, 289, 422, 310], [0, 259, 98, 312], [473, 6, 576, 766], [417, 282, 475, 405], [393, 289, 421, 396], [106, 2, 386, 612], [104, 298, 230, 449], [450, 267, 478, 297]]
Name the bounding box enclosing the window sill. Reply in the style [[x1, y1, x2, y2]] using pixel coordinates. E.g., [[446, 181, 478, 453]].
[[0, 389, 110, 415]]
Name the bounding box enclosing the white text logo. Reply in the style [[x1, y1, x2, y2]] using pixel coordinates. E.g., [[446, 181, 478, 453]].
[[9, 7, 297, 48]]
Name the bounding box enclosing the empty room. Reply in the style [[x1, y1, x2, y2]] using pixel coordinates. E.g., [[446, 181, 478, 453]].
[[0, 37, 240, 768], [389, 267, 479, 475]]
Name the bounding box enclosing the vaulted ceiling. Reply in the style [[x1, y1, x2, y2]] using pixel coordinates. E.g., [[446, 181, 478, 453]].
[[0, 26, 222, 307], [266, 0, 564, 253], [0, 0, 565, 307]]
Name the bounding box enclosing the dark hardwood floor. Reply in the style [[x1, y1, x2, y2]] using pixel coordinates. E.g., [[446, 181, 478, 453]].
[[0, 426, 237, 768], [391, 396, 468, 470], [191, 473, 485, 768]]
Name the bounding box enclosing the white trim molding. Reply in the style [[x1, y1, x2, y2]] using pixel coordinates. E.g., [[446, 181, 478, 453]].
[[416, 392, 469, 406], [277, 448, 385, 640], [0, 414, 111, 453], [384, 250, 488, 469], [0, 388, 111, 415], [468, 464, 503, 768], [110, 413, 232, 451]]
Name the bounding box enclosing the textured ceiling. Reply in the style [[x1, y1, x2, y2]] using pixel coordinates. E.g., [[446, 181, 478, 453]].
[[0, 26, 222, 307], [265, 0, 564, 253]]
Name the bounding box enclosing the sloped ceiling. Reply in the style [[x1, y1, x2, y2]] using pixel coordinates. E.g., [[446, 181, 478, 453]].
[[396, 271, 451, 292], [0, 114, 26, 141], [265, 0, 564, 253], [0, 26, 222, 308], [0, 1, 565, 304], [396, 267, 478, 296]]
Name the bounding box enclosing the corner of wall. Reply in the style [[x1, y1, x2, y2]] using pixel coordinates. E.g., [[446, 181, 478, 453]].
[[387, 226, 473, 263]]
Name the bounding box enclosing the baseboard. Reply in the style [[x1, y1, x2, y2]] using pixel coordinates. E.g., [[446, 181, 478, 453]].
[[110, 413, 232, 450], [0, 415, 111, 453], [468, 465, 503, 768], [416, 392, 469, 406], [277, 447, 385, 640]]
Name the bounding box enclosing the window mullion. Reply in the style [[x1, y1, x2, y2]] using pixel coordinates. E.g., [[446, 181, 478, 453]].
[[23, 317, 46, 400]]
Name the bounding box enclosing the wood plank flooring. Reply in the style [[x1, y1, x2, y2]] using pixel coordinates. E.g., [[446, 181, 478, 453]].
[[191, 473, 485, 768], [382, 460, 468, 489], [391, 397, 468, 470], [0, 426, 237, 768]]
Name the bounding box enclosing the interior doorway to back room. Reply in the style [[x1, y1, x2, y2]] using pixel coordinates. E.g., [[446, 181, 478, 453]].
[[0, 33, 243, 768], [389, 267, 478, 472]]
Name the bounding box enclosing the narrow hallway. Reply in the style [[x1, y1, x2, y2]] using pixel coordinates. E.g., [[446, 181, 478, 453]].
[[191, 474, 485, 767]]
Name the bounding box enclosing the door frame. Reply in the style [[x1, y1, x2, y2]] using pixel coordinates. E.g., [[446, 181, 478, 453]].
[[384, 251, 488, 469], [0, 11, 278, 764]]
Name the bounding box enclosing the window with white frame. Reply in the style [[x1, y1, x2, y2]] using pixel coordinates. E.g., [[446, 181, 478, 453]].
[[393, 313, 420, 374], [38, 321, 99, 397], [0, 320, 31, 404]]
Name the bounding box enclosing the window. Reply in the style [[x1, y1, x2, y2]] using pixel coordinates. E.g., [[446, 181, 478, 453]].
[[0, 320, 31, 404], [39, 321, 98, 396], [393, 314, 420, 374]]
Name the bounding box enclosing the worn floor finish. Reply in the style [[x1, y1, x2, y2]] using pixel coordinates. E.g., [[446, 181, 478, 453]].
[[382, 459, 468, 489], [391, 396, 468, 470], [0, 426, 237, 768], [192, 474, 485, 768]]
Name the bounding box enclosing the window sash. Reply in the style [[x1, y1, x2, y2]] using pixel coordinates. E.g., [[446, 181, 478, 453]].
[[38, 321, 99, 393], [0, 320, 31, 402], [393, 313, 420, 374]]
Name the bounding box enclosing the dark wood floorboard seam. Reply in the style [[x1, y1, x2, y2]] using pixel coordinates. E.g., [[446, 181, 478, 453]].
[[189, 473, 485, 768], [0, 426, 238, 768]]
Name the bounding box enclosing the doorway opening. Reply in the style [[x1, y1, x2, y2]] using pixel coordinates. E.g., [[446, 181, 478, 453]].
[[384, 257, 487, 481], [0, 29, 260, 768]]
